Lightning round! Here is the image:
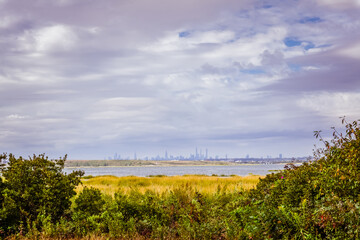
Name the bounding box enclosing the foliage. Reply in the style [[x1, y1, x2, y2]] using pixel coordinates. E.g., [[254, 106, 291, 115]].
[[75, 187, 105, 217], [0, 153, 83, 236], [233, 117, 360, 239]]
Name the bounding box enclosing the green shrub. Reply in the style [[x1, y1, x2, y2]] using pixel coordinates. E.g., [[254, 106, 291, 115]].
[[75, 187, 105, 217], [232, 118, 360, 239], [72, 187, 107, 236], [0, 153, 83, 236]]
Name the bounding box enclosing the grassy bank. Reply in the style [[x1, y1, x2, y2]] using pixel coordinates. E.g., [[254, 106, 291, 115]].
[[78, 175, 261, 196]]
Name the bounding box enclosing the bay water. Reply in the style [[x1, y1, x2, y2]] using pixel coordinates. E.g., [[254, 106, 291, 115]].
[[64, 164, 290, 177]]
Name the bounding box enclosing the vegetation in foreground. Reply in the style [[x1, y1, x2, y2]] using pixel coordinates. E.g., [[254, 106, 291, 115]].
[[1, 117, 360, 239]]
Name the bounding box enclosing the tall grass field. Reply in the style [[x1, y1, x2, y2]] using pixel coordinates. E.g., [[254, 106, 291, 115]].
[[78, 174, 261, 196]]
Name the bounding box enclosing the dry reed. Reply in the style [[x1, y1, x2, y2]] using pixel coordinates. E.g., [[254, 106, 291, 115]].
[[77, 175, 262, 196]]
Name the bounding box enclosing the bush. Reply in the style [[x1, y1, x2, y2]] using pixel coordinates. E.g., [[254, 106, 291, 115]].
[[0, 153, 83, 236], [72, 187, 106, 235], [75, 187, 105, 217], [232, 118, 360, 239]]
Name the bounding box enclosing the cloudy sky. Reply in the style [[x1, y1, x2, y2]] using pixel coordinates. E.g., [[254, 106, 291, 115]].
[[1, 0, 360, 160]]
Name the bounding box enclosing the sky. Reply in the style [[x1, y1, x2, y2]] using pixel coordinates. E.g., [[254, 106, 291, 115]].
[[1, 0, 360, 160]]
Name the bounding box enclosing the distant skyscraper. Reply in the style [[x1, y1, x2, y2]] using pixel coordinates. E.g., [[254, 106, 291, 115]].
[[106, 147, 219, 161], [279, 154, 283, 159]]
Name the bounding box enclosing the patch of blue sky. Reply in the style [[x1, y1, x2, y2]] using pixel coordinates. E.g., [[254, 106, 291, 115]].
[[288, 64, 302, 72], [226, 39, 236, 44], [317, 43, 332, 48], [284, 37, 302, 47], [304, 42, 315, 50], [284, 37, 315, 51], [179, 31, 190, 38], [299, 17, 322, 24]]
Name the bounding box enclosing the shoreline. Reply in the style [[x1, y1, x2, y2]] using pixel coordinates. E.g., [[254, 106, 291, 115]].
[[65, 162, 302, 168]]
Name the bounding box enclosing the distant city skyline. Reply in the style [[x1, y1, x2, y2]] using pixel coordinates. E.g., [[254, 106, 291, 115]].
[[105, 148, 292, 161]]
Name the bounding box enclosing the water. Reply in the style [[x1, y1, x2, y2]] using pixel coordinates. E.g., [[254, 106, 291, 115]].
[[64, 164, 289, 177]]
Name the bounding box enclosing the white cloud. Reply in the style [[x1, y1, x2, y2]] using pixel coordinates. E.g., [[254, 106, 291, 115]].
[[202, 27, 287, 66], [188, 30, 235, 44], [87, 97, 162, 121], [88, 27, 101, 35], [6, 114, 27, 119], [0, 16, 16, 28], [338, 41, 360, 59], [53, 0, 76, 6], [141, 30, 235, 53], [18, 25, 77, 54], [297, 92, 360, 118], [317, 0, 360, 8], [302, 66, 321, 70]]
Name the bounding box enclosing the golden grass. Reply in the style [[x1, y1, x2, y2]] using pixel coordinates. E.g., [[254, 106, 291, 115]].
[[77, 175, 262, 196]]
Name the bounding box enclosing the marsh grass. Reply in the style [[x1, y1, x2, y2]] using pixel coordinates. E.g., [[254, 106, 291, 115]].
[[77, 175, 261, 196]]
